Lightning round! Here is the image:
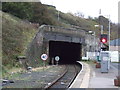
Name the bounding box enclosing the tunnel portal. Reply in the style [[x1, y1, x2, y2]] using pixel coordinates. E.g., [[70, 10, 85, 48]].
[[49, 41, 82, 65]]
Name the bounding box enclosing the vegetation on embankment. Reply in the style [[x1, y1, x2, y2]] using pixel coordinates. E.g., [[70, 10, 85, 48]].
[[2, 2, 57, 26], [2, 12, 38, 72], [2, 2, 118, 39], [2, 2, 118, 38]]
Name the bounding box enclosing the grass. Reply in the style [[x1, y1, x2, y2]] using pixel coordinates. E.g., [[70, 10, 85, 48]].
[[2, 65, 56, 81], [112, 62, 120, 63], [2, 11, 39, 78], [45, 5, 99, 30], [2, 65, 23, 79]]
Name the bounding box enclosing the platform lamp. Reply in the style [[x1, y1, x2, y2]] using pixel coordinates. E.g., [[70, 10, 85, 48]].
[[88, 31, 96, 52], [94, 25, 103, 34], [94, 25, 104, 50], [88, 30, 97, 61]]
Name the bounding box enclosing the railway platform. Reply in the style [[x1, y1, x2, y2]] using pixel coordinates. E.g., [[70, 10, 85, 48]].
[[69, 61, 119, 88]]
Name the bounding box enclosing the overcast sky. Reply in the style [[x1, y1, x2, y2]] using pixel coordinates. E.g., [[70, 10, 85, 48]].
[[40, 0, 119, 23]]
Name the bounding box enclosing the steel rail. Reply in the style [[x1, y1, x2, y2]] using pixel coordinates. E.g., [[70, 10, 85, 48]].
[[66, 65, 78, 88], [44, 65, 68, 89], [44, 64, 80, 89]]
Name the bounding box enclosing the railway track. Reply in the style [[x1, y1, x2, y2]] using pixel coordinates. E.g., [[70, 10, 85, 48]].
[[44, 64, 81, 89]]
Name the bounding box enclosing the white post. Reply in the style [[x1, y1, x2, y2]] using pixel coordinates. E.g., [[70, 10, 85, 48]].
[[58, 11, 60, 21], [94, 32, 96, 52], [93, 32, 96, 60], [101, 25, 103, 34], [108, 15, 111, 51], [108, 15, 111, 64]]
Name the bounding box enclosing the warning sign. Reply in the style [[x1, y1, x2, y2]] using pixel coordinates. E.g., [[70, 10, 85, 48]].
[[41, 54, 48, 61]]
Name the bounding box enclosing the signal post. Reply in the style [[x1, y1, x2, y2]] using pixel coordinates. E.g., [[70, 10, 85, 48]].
[[100, 34, 110, 73]]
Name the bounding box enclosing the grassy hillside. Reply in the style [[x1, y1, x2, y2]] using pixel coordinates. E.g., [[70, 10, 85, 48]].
[[46, 5, 98, 29], [2, 2, 99, 32], [2, 12, 38, 69], [2, 2, 118, 39], [45, 5, 118, 39]]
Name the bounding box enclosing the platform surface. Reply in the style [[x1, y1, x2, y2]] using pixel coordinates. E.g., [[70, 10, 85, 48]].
[[69, 61, 119, 89]]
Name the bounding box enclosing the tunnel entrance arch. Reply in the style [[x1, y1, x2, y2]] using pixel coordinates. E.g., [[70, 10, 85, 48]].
[[49, 41, 82, 65], [26, 25, 93, 67]]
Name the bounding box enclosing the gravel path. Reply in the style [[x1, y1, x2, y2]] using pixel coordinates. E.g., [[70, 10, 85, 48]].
[[2, 65, 65, 88]]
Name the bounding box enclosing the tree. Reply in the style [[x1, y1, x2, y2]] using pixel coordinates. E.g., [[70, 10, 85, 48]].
[[2, 2, 33, 20], [74, 12, 84, 18]]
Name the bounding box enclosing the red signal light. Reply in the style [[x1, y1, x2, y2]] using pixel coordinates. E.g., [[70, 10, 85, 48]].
[[100, 34, 108, 43], [101, 38, 107, 43]]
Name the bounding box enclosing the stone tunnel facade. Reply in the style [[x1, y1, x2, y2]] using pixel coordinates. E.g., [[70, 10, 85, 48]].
[[26, 25, 99, 67]]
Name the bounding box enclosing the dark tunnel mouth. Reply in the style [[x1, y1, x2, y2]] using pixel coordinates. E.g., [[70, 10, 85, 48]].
[[49, 41, 82, 65]]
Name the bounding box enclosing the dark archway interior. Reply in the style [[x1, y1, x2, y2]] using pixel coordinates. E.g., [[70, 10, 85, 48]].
[[49, 41, 82, 65]]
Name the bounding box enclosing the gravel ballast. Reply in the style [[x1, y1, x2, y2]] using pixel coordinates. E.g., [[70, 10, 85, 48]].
[[2, 65, 66, 88]]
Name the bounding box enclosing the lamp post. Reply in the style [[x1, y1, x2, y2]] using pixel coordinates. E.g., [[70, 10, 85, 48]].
[[94, 25, 104, 51], [108, 15, 111, 51], [93, 32, 96, 52], [88, 31, 96, 52], [94, 25, 103, 34], [88, 31, 96, 60], [58, 10, 60, 21]]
